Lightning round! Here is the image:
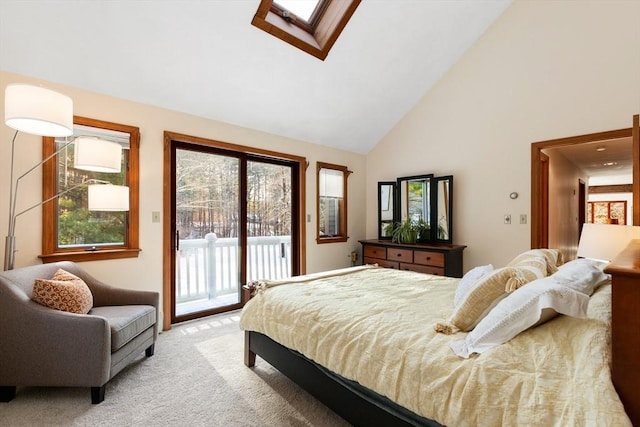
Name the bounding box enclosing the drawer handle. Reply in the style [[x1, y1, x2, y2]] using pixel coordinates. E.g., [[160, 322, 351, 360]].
[[397, 253, 401, 257], [426, 256, 431, 260]]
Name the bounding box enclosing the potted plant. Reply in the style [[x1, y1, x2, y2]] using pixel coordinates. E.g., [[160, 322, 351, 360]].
[[388, 218, 430, 244], [415, 218, 431, 242]]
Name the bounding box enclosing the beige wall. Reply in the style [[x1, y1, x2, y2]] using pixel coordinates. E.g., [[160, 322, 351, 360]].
[[545, 149, 587, 261], [0, 71, 367, 320], [367, 0, 640, 270]]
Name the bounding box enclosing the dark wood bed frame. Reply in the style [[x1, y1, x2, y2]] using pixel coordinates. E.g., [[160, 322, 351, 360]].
[[243, 241, 640, 426]]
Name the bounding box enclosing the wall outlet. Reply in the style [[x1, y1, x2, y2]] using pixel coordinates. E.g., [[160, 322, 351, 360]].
[[520, 214, 527, 224], [152, 211, 161, 223], [504, 214, 511, 224]]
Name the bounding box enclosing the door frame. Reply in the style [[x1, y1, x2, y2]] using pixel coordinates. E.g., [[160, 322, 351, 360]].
[[162, 131, 307, 331], [531, 117, 639, 249]]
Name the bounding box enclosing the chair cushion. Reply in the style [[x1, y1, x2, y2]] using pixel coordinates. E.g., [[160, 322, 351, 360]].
[[90, 305, 156, 352], [32, 269, 93, 314]]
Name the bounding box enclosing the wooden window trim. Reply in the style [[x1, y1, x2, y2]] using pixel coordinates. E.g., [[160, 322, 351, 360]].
[[588, 200, 627, 225], [252, 0, 361, 61], [269, 2, 326, 34], [40, 116, 140, 263], [316, 161, 350, 244]]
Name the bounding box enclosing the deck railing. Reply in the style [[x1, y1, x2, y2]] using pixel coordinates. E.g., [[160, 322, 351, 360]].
[[176, 233, 291, 303]]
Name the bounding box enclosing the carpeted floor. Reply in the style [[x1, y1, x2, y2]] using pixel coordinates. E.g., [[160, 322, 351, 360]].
[[0, 311, 350, 427]]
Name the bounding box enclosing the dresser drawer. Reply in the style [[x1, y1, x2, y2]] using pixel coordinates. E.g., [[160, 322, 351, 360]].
[[386, 248, 413, 263], [364, 245, 387, 260], [366, 258, 399, 269], [400, 263, 445, 276], [413, 251, 444, 267], [360, 240, 466, 278]]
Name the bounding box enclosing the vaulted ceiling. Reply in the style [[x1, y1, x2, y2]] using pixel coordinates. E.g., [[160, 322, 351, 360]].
[[0, 0, 512, 154]]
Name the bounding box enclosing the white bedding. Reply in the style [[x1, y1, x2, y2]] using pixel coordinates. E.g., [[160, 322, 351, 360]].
[[239, 265, 631, 426]]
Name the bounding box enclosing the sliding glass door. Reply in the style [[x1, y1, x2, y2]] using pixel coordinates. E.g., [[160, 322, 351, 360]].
[[171, 141, 298, 323]]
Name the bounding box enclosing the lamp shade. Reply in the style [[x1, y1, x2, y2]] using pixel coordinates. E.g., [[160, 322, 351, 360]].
[[4, 84, 73, 137], [74, 137, 122, 173], [577, 223, 640, 262], [88, 185, 129, 211]]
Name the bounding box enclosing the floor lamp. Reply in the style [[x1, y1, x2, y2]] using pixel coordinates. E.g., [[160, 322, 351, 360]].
[[4, 84, 128, 270]]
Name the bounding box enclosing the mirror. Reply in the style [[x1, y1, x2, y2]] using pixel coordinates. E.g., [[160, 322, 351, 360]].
[[396, 174, 433, 240], [378, 173, 453, 244], [377, 182, 395, 239], [434, 176, 453, 243]]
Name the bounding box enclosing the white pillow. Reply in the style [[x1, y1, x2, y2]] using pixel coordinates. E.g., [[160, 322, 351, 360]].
[[449, 277, 589, 358], [453, 264, 493, 308], [553, 258, 610, 295]]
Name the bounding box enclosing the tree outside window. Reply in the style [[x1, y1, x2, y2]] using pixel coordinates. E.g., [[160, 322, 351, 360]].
[[40, 117, 140, 263]]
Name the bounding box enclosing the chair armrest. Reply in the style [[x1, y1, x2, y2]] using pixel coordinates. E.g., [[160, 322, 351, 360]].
[[58, 262, 159, 309], [90, 284, 159, 309]]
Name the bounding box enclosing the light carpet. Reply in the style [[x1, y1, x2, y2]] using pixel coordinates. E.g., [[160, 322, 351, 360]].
[[0, 311, 350, 427]]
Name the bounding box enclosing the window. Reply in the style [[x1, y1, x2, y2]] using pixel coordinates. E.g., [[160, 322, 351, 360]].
[[252, 0, 361, 60], [317, 162, 350, 243], [588, 200, 627, 225], [274, 0, 326, 27], [41, 116, 140, 262]]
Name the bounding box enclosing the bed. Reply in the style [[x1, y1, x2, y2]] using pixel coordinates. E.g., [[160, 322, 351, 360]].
[[239, 249, 635, 426]]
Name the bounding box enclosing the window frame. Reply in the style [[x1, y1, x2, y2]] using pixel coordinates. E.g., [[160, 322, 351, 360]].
[[587, 200, 627, 225], [316, 161, 350, 244], [40, 116, 140, 263], [252, 0, 361, 61], [270, 1, 329, 33]]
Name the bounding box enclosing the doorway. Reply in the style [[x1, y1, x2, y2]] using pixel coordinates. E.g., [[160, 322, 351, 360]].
[[162, 132, 306, 329], [531, 115, 639, 252]]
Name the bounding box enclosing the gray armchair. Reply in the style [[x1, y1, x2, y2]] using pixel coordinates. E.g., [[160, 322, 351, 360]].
[[0, 261, 158, 404]]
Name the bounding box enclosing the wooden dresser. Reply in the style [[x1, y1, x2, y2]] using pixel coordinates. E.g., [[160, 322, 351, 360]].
[[359, 239, 466, 278], [604, 240, 640, 426]]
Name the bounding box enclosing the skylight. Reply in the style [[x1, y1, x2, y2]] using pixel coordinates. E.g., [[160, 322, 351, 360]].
[[274, 0, 321, 23], [252, 0, 361, 61]]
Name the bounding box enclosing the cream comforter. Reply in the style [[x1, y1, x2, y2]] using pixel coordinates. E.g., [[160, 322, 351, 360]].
[[239, 265, 631, 426]]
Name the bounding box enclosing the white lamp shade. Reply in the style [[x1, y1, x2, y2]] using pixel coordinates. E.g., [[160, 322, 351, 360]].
[[4, 84, 73, 137], [577, 223, 640, 262], [74, 137, 122, 173], [88, 185, 129, 211]]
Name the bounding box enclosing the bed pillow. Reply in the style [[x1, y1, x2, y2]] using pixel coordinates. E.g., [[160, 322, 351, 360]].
[[507, 249, 562, 276], [453, 264, 494, 308], [32, 269, 93, 314], [449, 277, 589, 358], [553, 258, 610, 296], [434, 264, 545, 334]]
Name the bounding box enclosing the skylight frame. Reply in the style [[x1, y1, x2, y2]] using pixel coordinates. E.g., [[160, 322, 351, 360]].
[[252, 0, 361, 61], [271, 0, 329, 33]]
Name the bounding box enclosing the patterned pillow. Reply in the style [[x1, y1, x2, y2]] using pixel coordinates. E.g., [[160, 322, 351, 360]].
[[32, 269, 93, 314]]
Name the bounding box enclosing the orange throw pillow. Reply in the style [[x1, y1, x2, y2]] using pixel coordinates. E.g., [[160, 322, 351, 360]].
[[32, 269, 93, 314]]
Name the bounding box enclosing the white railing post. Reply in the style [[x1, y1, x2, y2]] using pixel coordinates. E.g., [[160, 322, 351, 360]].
[[205, 232, 218, 299]]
